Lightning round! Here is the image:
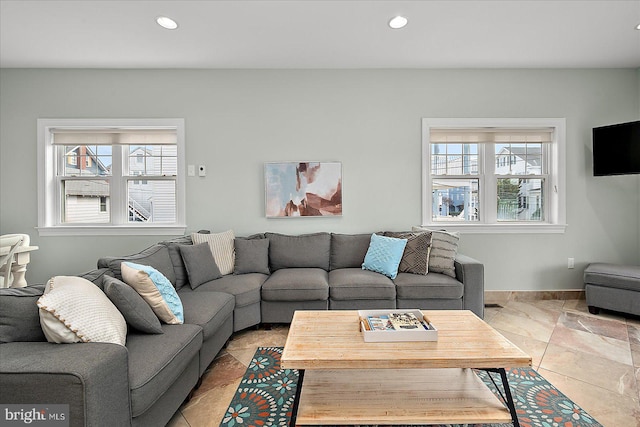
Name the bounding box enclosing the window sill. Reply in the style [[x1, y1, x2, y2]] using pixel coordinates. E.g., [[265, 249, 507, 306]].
[[36, 225, 187, 237], [417, 223, 567, 234]]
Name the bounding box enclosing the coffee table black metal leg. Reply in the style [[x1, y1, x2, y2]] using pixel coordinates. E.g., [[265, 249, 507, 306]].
[[481, 368, 520, 427], [290, 369, 305, 427]]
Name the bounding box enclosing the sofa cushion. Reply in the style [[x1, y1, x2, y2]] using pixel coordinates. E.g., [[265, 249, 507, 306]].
[[0, 284, 46, 343], [121, 262, 184, 324], [584, 263, 640, 291], [261, 268, 329, 301], [77, 267, 114, 290], [103, 276, 163, 334], [180, 243, 223, 289], [192, 230, 236, 275], [161, 235, 194, 246], [37, 276, 127, 346], [178, 289, 235, 340], [394, 272, 464, 300], [330, 233, 372, 270], [194, 273, 267, 308], [329, 268, 396, 300], [362, 233, 407, 279], [234, 237, 270, 275], [266, 232, 331, 271], [99, 244, 177, 286], [385, 231, 432, 275], [126, 324, 202, 418]]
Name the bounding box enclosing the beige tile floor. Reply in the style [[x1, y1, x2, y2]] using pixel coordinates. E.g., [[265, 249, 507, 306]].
[[167, 298, 640, 427]]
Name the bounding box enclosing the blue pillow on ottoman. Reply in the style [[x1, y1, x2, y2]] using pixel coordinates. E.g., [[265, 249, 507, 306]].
[[362, 233, 408, 279]]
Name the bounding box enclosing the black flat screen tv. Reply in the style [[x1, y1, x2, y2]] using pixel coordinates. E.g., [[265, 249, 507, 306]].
[[592, 120, 640, 176]]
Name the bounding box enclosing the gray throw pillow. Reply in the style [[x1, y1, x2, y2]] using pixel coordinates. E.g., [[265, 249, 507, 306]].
[[160, 235, 193, 290], [234, 238, 270, 275], [180, 243, 223, 289], [103, 276, 163, 334], [166, 243, 189, 290], [0, 284, 47, 343]]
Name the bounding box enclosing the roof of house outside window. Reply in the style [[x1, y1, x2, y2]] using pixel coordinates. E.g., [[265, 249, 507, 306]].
[[64, 180, 109, 197]]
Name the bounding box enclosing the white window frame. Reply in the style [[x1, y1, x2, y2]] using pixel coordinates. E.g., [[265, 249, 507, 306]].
[[422, 118, 566, 234], [37, 118, 187, 236]]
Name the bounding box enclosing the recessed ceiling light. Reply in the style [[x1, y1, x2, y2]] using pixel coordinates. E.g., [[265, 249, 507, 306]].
[[389, 16, 408, 30], [156, 16, 178, 30], [636, 23, 640, 30]]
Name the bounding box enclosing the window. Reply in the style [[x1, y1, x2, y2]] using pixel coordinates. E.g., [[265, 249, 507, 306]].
[[37, 118, 186, 236], [99, 196, 107, 212], [422, 118, 566, 233]]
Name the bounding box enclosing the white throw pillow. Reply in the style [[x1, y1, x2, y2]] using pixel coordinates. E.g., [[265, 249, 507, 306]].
[[37, 276, 127, 346], [191, 230, 236, 275]]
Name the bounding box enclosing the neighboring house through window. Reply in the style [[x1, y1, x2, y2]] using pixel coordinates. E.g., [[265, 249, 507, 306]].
[[422, 118, 566, 233], [37, 118, 186, 236]]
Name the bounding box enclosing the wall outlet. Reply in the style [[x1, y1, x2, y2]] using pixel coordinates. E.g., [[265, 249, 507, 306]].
[[568, 258, 575, 269], [198, 165, 206, 177]]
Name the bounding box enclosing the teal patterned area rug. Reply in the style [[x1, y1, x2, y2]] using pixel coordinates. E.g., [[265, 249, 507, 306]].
[[220, 347, 601, 427]]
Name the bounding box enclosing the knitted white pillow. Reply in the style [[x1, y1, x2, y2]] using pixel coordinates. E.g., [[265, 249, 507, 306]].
[[37, 276, 127, 346], [191, 230, 236, 275]]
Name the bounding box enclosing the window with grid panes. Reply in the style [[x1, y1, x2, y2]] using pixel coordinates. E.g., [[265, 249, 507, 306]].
[[37, 119, 186, 236], [422, 118, 566, 234]]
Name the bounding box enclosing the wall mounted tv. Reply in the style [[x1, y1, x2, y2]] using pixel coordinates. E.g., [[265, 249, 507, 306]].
[[592, 120, 640, 176]]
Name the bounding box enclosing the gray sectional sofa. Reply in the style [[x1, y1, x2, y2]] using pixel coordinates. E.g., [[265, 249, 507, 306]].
[[0, 231, 484, 427]]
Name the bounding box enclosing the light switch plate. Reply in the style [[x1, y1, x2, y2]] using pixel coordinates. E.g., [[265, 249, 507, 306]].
[[188, 165, 195, 176], [198, 165, 206, 177]]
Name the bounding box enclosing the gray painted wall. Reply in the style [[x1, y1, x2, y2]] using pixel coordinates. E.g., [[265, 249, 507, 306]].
[[1, 68, 638, 290]]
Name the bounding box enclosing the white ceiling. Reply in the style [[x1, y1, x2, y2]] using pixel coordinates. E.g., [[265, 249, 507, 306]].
[[1, 0, 639, 69]]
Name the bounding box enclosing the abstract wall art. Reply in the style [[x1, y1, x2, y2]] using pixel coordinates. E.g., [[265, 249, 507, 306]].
[[265, 161, 342, 217]]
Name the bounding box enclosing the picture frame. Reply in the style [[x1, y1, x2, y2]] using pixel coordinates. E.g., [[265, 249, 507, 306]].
[[264, 161, 342, 218]]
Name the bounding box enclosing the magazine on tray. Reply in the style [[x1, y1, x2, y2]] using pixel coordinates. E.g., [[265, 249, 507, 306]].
[[388, 312, 425, 330], [362, 311, 431, 331], [365, 315, 394, 331]]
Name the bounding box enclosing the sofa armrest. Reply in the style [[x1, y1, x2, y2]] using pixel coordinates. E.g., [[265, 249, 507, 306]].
[[0, 342, 131, 427], [454, 254, 485, 319]]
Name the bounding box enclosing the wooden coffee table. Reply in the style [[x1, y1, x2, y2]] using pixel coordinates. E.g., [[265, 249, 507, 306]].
[[281, 310, 531, 426]]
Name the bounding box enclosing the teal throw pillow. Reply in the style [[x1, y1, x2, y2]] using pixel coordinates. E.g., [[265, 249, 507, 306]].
[[121, 261, 184, 324], [362, 233, 408, 279]]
